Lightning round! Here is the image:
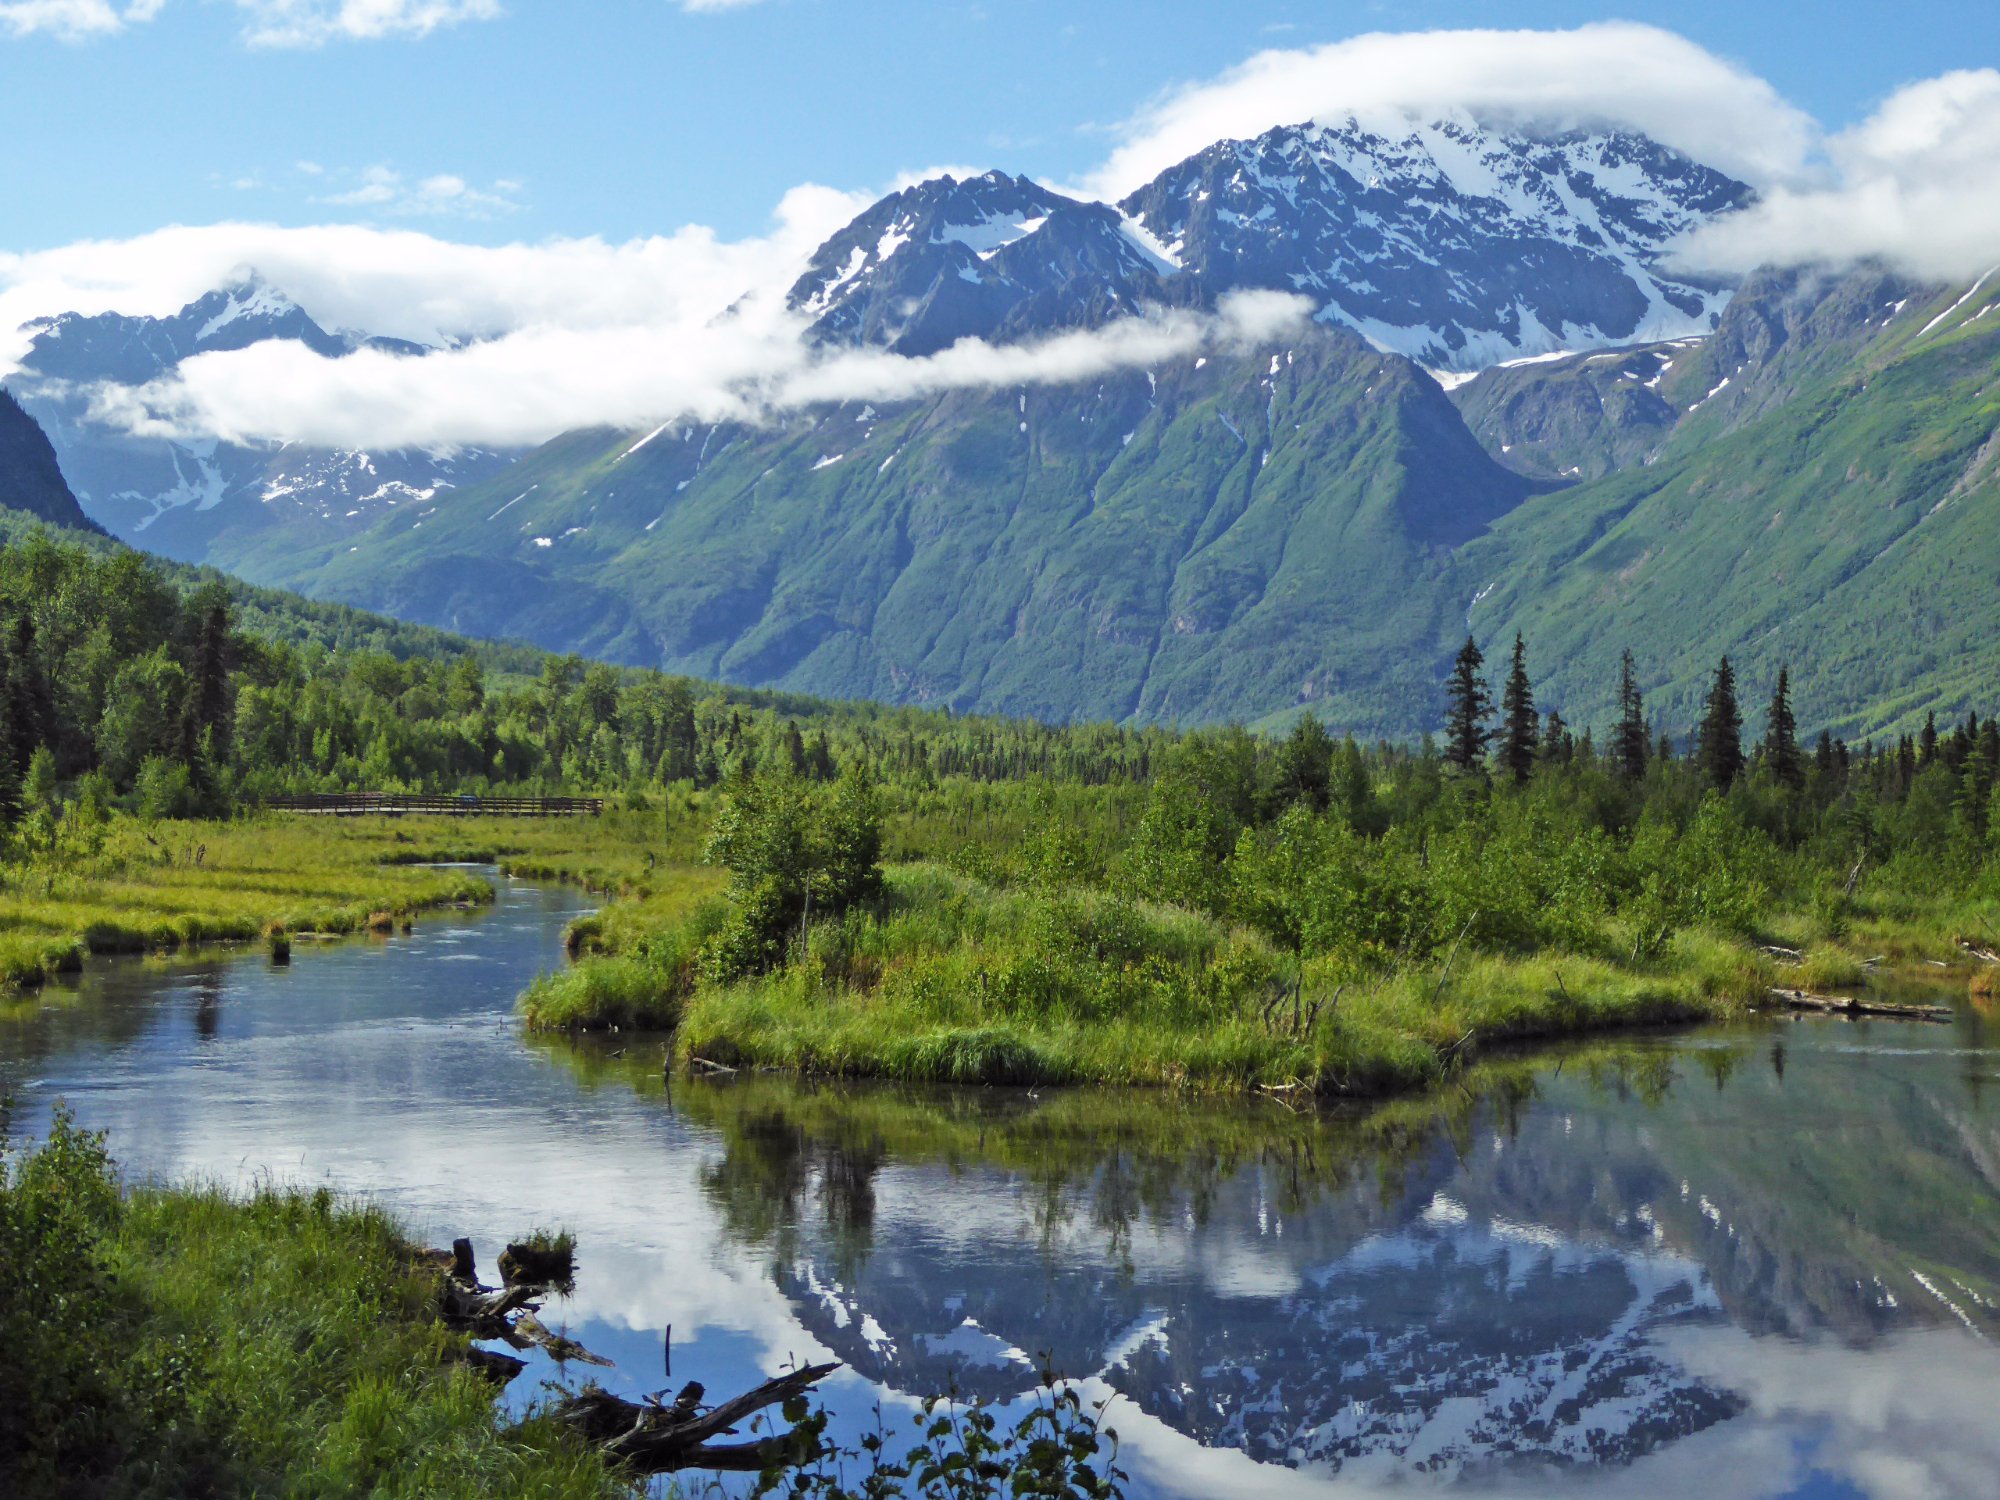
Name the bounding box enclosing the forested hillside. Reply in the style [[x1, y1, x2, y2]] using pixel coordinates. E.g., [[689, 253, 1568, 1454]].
[[0, 529, 1165, 821], [1465, 264, 2000, 740], [261, 328, 1534, 735]]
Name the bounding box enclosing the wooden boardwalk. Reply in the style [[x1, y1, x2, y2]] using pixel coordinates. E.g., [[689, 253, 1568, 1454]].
[[264, 793, 604, 818]]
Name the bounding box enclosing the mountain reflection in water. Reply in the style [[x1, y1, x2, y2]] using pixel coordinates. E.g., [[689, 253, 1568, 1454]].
[[3, 873, 1997, 1498], [647, 1026, 2000, 1496]]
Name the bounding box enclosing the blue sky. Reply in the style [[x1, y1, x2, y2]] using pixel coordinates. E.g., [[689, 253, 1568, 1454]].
[[1, 0, 1996, 249]]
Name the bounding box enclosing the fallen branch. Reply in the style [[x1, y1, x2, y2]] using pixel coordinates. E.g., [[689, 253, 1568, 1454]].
[[555, 1362, 842, 1475], [514, 1312, 613, 1367], [1955, 938, 2000, 965], [444, 1344, 528, 1386], [1758, 988, 1951, 1023]]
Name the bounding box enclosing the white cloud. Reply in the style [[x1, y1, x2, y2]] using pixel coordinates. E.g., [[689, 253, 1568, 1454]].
[[87, 288, 1311, 449], [679, 0, 767, 11], [1677, 69, 2000, 282], [1073, 22, 1817, 199], [0, 182, 866, 361], [320, 164, 523, 219], [0, 0, 160, 40], [0, 0, 500, 42], [232, 0, 500, 47]]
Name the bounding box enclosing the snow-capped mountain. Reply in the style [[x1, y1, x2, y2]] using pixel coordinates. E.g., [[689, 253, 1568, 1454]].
[[791, 116, 1749, 372], [5, 276, 515, 563], [789, 171, 1185, 355]]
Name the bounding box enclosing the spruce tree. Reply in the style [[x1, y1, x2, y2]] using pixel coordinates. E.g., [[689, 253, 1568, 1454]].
[[1497, 635, 1538, 784], [1539, 708, 1571, 766], [1919, 711, 1939, 767], [181, 581, 234, 773], [1272, 712, 1334, 811], [1443, 636, 1494, 774], [1696, 656, 1745, 791], [1610, 650, 1648, 782], [1761, 665, 1803, 788]]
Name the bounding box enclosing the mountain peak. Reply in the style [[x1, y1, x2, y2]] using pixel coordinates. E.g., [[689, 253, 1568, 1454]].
[[792, 116, 1749, 371], [183, 274, 307, 346], [1119, 113, 1748, 370]]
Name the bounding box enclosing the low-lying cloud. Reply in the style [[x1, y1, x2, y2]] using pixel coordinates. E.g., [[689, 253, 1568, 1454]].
[[90, 290, 1314, 450]]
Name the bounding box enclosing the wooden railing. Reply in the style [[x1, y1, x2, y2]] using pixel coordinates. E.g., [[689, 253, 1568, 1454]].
[[263, 793, 604, 818]]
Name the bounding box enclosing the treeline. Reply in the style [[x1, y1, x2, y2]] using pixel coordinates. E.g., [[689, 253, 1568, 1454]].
[[0, 532, 1163, 821], [1048, 634, 2000, 980]]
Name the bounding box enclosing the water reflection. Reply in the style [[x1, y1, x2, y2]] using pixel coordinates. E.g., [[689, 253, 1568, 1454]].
[[636, 1025, 2000, 1493], [3, 880, 1999, 1497]]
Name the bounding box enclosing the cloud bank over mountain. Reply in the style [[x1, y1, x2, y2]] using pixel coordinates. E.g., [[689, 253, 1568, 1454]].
[[1678, 68, 2000, 281], [1073, 23, 1817, 197]]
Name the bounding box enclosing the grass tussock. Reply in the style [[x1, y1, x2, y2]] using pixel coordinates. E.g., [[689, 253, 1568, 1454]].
[[0, 815, 535, 991]]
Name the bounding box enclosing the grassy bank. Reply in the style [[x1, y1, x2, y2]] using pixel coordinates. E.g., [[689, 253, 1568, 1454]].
[[0, 806, 716, 992], [0, 1111, 623, 1499], [524, 860, 1763, 1097]]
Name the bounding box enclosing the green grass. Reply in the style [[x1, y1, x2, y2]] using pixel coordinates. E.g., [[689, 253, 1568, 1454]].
[[0, 805, 722, 993], [0, 817, 503, 990], [537, 860, 1758, 1098], [0, 1113, 625, 1499]]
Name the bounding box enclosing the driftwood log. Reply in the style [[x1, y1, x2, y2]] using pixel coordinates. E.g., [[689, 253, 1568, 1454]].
[[1957, 938, 2000, 965], [1759, 988, 1952, 1023], [445, 1344, 529, 1386], [430, 1237, 838, 1477], [554, 1362, 842, 1474]]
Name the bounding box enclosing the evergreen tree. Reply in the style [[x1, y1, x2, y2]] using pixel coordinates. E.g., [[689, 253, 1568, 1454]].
[[180, 581, 234, 776], [1610, 650, 1649, 782], [6, 614, 50, 780], [1271, 712, 1334, 811], [1696, 656, 1745, 791], [1760, 665, 1803, 788], [1443, 636, 1494, 774], [1539, 708, 1572, 766], [1919, 711, 1939, 766], [1497, 635, 1538, 784]]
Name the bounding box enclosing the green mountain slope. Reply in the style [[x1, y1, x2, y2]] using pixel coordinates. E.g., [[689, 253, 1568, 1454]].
[[1463, 266, 2000, 740], [220, 263, 2000, 744], [265, 329, 1536, 735]]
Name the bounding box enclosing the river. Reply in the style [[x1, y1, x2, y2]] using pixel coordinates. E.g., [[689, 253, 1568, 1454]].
[[4, 869, 1999, 1499]]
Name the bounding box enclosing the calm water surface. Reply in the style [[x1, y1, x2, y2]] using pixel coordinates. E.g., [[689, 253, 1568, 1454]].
[[4, 869, 1999, 1499]]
